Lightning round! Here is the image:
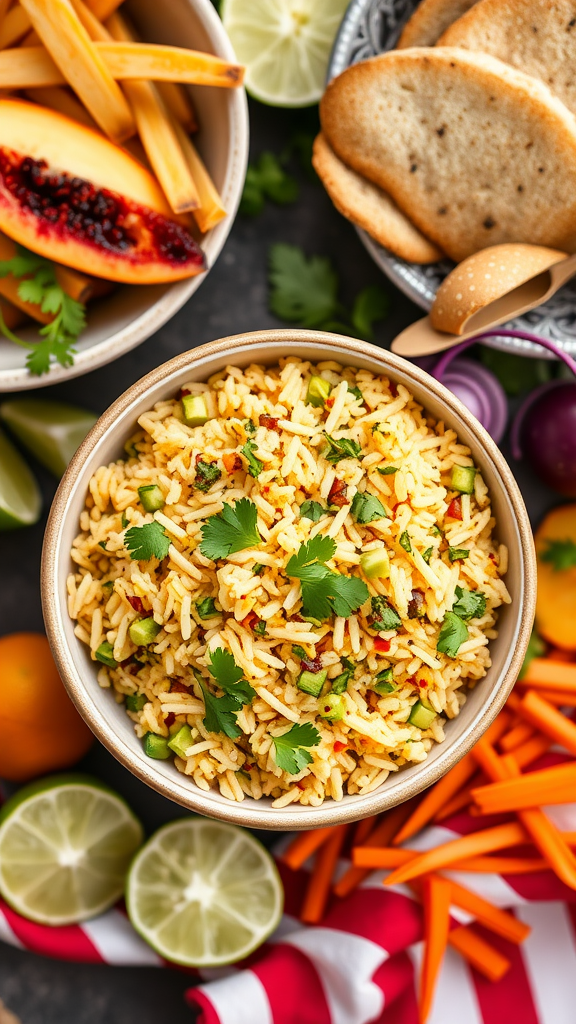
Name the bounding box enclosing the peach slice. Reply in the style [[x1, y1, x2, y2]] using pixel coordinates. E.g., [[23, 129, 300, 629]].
[[0, 98, 206, 283]]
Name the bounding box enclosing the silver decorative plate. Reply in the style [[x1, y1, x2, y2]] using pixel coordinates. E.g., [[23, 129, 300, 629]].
[[328, 0, 576, 359]]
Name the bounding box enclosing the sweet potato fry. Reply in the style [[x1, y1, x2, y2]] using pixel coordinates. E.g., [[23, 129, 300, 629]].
[[0, 46, 63, 88], [0, 4, 32, 50], [24, 85, 97, 127], [98, 40, 244, 88], [172, 119, 227, 233], [156, 81, 197, 133], [86, 0, 124, 18]]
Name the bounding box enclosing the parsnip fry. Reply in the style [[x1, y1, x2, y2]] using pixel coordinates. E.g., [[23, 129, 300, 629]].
[[86, 0, 124, 19], [19, 0, 135, 142], [0, 46, 64, 89], [0, 4, 32, 50], [24, 85, 97, 127], [98, 41, 244, 87], [156, 81, 197, 132], [172, 119, 227, 233]]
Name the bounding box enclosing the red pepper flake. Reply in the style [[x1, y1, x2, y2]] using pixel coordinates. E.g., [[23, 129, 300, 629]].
[[222, 452, 242, 473], [171, 680, 190, 693], [178, 388, 191, 399], [489, 552, 497, 563], [127, 595, 144, 614], [374, 638, 391, 653], [244, 763, 254, 771], [165, 713, 176, 727], [333, 740, 347, 753], [446, 496, 463, 521], [262, 485, 270, 493], [416, 678, 427, 689], [328, 477, 348, 508], [326, 397, 335, 409], [241, 611, 258, 630], [259, 415, 279, 430], [301, 655, 323, 673], [275, 508, 283, 516]]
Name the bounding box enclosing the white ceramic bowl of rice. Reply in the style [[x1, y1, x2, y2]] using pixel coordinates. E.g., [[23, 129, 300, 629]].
[[42, 330, 535, 830]]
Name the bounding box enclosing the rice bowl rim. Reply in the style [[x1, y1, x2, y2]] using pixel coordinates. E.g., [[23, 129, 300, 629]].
[[41, 330, 536, 830]]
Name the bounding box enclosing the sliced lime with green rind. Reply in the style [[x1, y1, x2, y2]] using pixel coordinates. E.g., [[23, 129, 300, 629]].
[[0, 399, 97, 478], [221, 0, 350, 107], [0, 426, 41, 531], [0, 774, 144, 925], [126, 819, 283, 967]]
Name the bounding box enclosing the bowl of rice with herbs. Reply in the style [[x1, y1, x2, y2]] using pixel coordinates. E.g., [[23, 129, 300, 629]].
[[43, 330, 535, 829]]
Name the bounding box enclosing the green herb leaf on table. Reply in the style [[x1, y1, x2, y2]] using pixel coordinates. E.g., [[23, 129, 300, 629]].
[[351, 285, 390, 340], [350, 491, 387, 524], [125, 521, 170, 562], [286, 535, 369, 620], [269, 244, 342, 328], [452, 586, 487, 620], [323, 434, 362, 465], [300, 499, 327, 522], [199, 498, 261, 560], [370, 595, 402, 632], [240, 152, 299, 216], [437, 611, 469, 657], [208, 647, 256, 704], [241, 439, 264, 478], [272, 722, 321, 774], [194, 459, 222, 492], [540, 538, 576, 572]]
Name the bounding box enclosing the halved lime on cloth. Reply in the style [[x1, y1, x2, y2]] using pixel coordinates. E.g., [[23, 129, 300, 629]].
[[126, 819, 283, 966], [0, 399, 97, 478], [0, 427, 41, 531], [221, 0, 350, 107], [0, 775, 144, 925]]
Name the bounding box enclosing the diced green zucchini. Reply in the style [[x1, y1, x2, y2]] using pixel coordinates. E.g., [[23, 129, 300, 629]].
[[360, 548, 390, 579], [297, 669, 327, 697], [331, 672, 349, 694], [126, 692, 147, 712], [138, 484, 165, 512], [408, 701, 436, 729], [95, 641, 117, 668], [373, 667, 395, 694], [129, 617, 161, 646], [319, 692, 346, 722], [182, 394, 209, 426], [451, 465, 476, 494], [168, 724, 194, 758], [143, 733, 171, 759], [306, 375, 332, 407]]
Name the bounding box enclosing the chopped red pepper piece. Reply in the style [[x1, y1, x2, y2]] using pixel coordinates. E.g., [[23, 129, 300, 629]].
[[328, 477, 348, 508], [446, 496, 463, 520], [223, 452, 242, 473], [333, 740, 347, 753], [165, 712, 175, 727], [259, 415, 279, 430], [241, 611, 259, 631], [127, 595, 144, 614], [374, 638, 391, 653]]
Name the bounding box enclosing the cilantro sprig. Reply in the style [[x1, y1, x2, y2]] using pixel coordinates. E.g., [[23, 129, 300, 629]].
[[452, 586, 486, 620], [286, 535, 369, 620], [437, 611, 468, 658], [0, 245, 86, 376], [125, 521, 170, 562], [241, 439, 264, 478], [197, 648, 256, 739], [351, 491, 387, 524], [240, 152, 299, 216], [272, 722, 321, 774], [370, 596, 402, 632], [323, 434, 362, 465], [540, 538, 576, 572], [199, 499, 261, 560]]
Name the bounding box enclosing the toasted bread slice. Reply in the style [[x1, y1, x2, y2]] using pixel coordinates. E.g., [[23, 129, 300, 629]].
[[439, 0, 576, 117], [398, 0, 478, 47], [312, 134, 442, 264], [321, 47, 576, 261]]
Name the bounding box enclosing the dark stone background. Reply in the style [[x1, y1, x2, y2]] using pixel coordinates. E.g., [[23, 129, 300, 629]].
[[0, 97, 558, 1023]]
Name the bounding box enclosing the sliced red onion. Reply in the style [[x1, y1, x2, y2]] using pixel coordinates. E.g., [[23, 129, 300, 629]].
[[431, 355, 508, 442]]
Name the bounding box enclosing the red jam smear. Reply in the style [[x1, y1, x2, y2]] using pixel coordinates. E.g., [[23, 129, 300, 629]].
[[0, 148, 205, 268]]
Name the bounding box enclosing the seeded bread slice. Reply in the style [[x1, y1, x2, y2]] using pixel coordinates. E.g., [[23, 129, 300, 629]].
[[312, 134, 442, 263], [320, 47, 576, 261], [398, 0, 478, 47], [439, 0, 576, 117]]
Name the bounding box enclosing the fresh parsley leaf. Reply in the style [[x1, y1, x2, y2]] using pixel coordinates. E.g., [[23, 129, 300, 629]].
[[300, 499, 326, 522], [268, 244, 342, 328], [195, 459, 222, 492], [125, 521, 170, 562], [378, 465, 398, 475], [200, 683, 243, 739], [240, 152, 299, 216], [241, 439, 263, 478], [540, 538, 576, 572], [272, 722, 321, 774], [351, 491, 387, 524], [208, 647, 256, 704], [452, 586, 486, 620], [286, 535, 369, 620], [371, 596, 402, 631], [519, 630, 546, 679], [347, 384, 364, 403], [422, 547, 433, 564], [253, 620, 267, 636], [199, 499, 261, 560], [437, 611, 468, 657], [323, 434, 362, 465], [196, 597, 218, 619], [400, 530, 412, 553], [350, 284, 390, 340], [448, 547, 470, 562]]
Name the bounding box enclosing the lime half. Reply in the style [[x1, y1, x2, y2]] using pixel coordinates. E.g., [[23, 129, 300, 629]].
[[126, 819, 283, 966], [222, 0, 349, 107], [0, 427, 41, 531], [0, 775, 144, 925]]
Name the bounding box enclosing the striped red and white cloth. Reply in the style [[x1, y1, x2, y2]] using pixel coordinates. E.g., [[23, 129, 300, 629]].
[[2, 793, 576, 1024]]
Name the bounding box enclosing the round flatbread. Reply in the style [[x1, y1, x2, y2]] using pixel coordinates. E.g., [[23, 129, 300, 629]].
[[398, 0, 478, 47]]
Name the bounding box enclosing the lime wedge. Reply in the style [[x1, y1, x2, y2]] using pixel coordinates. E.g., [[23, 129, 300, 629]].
[[221, 0, 349, 107], [0, 427, 41, 531], [0, 399, 97, 478], [126, 819, 283, 966], [0, 775, 144, 925]]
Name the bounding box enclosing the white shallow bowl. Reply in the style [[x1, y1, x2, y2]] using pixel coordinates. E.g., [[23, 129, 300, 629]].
[[0, 0, 248, 393], [42, 330, 536, 830]]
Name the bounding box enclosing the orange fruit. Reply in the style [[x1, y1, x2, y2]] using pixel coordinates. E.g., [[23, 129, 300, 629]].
[[0, 633, 94, 781]]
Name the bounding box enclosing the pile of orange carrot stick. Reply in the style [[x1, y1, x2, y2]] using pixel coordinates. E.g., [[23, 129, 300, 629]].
[[281, 652, 576, 1023]]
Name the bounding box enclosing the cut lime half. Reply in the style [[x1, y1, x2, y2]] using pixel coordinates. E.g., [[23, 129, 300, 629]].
[[0, 775, 144, 925], [0, 399, 97, 478], [222, 0, 349, 107], [0, 427, 41, 531], [126, 819, 283, 967]]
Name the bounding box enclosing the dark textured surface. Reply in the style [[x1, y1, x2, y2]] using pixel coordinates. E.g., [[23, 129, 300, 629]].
[[0, 97, 560, 1023]]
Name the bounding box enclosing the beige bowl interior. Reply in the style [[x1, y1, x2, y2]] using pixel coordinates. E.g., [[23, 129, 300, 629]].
[[42, 331, 536, 830], [0, 0, 248, 392]]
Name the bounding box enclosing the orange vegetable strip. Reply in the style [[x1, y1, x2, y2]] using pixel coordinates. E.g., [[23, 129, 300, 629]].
[[434, 779, 480, 821], [393, 754, 477, 846], [0, 45, 64, 87], [522, 658, 576, 690], [512, 733, 552, 768], [517, 690, 576, 756], [0, 4, 31, 49], [500, 721, 535, 752], [0, 298, 27, 330], [300, 825, 348, 925], [354, 847, 414, 869], [282, 826, 334, 871], [448, 926, 511, 982], [87, 0, 124, 19], [472, 763, 576, 815], [156, 81, 198, 133], [335, 800, 417, 898], [472, 736, 509, 781], [70, 0, 109, 40], [450, 855, 548, 874], [382, 822, 528, 887], [420, 877, 452, 1024], [98, 41, 244, 87], [172, 119, 227, 233], [24, 84, 97, 127], [538, 691, 576, 707], [354, 815, 378, 845], [448, 880, 530, 944]]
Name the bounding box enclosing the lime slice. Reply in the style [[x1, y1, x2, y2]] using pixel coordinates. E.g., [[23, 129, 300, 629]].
[[126, 819, 283, 966], [0, 399, 97, 478], [0, 427, 41, 531], [221, 0, 349, 107], [0, 774, 144, 925]]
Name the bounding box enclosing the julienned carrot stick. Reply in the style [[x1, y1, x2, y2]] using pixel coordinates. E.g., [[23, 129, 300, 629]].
[[518, 691, 576, 756], [451, 856, 548, 874], [334, 800, 417, 898], [393, 753, 476, 846], [300, 825, 347, 925], [282, 826, 333, 871], [472, 736, 509, 782], [500, 721, 535, 752], [539, 691, 576, 707], [87, 0, 124, 19], [353, 847, 413, 869], [472, 763, 576, 815], [354, 815, 378, 846], [420, 877, 451, 1023], [522, 658, 576, 690], [448, 926, 510, 982], [434, 776, 483, 821], [382, 822, 528, 887], [512, 733, 552, 768], [448, 880, 530, 944]]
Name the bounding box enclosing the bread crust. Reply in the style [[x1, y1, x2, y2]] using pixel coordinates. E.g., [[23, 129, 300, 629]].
[[398, 0, 478, 47]]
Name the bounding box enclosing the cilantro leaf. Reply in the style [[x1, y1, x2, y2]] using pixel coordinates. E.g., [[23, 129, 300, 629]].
[[199, 499, 261, 560], [286, 535, 369, 619], [241, 439, 264, 478], [197, 597, 218, 619], [240, 152, 299, 216], [370, 596, 402, 632], [437, 611, 469, 658], [253, 620, 267, 636], [200, 683, 243, 739], [399, 530, 412, 553], [448, 547, 470, 562], [378, 465, 398, 476], [323, 434, 362, 465], [300, 499, 326, 522], [347, 384, 364, 403], [195, 460, 222, 493], [272, 722, 321, 774], [351, 491, 387, 524], [422, 547, 433, 564], [350, 285, 390, 340], [268, 244, 342, 328], [208, 647, 256, 704], [125, 521, 170, 561], [519, 630, 546, 679], [540, 538, 576, 572], [452, 586, 486, 620]]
